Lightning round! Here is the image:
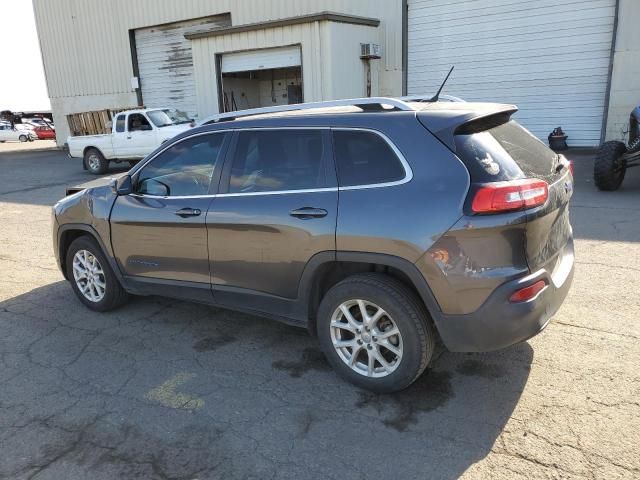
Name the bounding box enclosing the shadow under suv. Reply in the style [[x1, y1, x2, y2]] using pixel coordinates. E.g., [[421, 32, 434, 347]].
[[52, 97, 574, 393]]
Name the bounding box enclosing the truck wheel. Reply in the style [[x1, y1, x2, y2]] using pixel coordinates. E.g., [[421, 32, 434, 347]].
[[594, 141, 626, 191], [316, 274, 435, 393], [84, 148, 109, 175]]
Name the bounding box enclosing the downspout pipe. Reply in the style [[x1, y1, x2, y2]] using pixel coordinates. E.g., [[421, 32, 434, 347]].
[[601, 0, 620, 144]]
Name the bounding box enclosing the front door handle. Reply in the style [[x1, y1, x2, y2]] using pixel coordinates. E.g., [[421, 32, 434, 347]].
[[175, 208, 202, 218], [289, 207, 328, 219]]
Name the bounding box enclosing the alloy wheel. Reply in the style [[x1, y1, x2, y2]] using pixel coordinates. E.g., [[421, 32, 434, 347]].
[[72, 249, 106, 302], [330, 299, 403, 378]]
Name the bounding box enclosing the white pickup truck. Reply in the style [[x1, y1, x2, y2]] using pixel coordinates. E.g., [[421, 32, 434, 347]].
[[67, 108, 194, 174]]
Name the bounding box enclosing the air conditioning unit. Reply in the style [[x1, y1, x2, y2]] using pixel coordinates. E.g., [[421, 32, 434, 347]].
[[360, 43, 382, 60]]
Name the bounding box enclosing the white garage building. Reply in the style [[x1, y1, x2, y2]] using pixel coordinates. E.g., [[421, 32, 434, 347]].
[[34, 0, 638, 147]]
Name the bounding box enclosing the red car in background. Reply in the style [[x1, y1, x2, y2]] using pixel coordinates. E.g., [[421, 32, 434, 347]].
[[33, 126, 56, 140]]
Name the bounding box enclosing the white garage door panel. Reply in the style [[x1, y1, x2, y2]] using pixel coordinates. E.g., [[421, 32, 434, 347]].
[[221, 46, 302, 73], [135, 15, 230, 119], [408, 0, 616, 146]]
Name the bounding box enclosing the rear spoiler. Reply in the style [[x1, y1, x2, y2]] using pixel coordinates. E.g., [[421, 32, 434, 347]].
[[417, 103, 518, 151]]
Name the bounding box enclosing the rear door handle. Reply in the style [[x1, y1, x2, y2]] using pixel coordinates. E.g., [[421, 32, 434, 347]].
[[175, 208, 202, 218], [289, 207, 328, 219]]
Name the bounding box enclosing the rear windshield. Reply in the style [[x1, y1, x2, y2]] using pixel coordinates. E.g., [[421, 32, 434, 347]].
[[454, 120, 558, 182]]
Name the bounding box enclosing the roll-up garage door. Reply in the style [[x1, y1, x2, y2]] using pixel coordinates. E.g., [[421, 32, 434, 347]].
[[135, 15, 230, 118], [221, 45, 302, 74], [407, 0, 616, 146]]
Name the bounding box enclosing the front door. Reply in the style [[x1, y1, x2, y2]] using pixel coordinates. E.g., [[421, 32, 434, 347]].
[[207, 128, 337, 314], [110, 132, 229, 301]]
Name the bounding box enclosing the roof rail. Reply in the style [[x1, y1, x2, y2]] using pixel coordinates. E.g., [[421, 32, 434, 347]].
[[199, 97, 415, 125]]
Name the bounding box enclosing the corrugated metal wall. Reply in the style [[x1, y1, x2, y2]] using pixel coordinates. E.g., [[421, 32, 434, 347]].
[[407, 0, 617, 146], [33, 0, 402, 100]]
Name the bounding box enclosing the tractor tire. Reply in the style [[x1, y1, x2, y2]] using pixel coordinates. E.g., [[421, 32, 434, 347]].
[[594, 141, 626, 191]]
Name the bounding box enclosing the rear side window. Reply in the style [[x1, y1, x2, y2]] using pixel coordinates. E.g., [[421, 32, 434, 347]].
[[229, 130, 326, 193], [454, 120, 558, 182], [333, 130, 405, 187], [115, 115, 125, 133]]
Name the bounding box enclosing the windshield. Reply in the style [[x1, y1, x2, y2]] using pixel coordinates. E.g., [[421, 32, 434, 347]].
[[147, 109, 192, 128]]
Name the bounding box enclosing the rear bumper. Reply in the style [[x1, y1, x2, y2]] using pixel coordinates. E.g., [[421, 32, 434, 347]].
[[435, 238, 575, 352]]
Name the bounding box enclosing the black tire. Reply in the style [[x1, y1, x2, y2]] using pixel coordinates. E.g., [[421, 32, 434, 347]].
[[594, 141, 626, 191], [18, 134, 28, 143], [84, 148, 109, 175], [65, 236, 129, 312], [316, 273, 435, 393]]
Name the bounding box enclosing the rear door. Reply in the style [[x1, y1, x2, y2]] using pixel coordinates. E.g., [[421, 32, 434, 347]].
[[110, 132, 229, 301], [207, 128, 337, 310]]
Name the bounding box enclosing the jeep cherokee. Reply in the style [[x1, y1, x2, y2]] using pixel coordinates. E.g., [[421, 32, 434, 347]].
[[52, 97, 574, 393]]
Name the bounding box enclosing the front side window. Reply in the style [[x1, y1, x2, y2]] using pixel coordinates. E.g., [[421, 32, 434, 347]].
[[333, 130, 406, 187], [128, 113, 152, 132], [115, 115, 125, 133], [136, 134, 225, 197], [229, 130, 326, 193]]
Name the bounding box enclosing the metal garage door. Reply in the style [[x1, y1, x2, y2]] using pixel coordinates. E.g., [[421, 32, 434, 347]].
[[221, 46, 302, 73], [407, 0, 617, 146], [135, 15, 230, 118]]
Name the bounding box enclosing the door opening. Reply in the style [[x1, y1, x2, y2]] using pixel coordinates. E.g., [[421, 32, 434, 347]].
[[220, 66, 303, 112]]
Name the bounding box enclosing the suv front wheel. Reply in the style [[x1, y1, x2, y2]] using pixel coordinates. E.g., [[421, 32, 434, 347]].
[[65, 236, 129, 312], [316, 274, 435, 393]]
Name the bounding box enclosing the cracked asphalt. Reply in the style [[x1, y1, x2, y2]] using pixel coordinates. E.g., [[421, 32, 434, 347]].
[[0, 148, 638, 479]]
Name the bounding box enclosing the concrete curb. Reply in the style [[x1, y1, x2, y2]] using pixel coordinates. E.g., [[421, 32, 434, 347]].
[[0, 147, 64, 155]]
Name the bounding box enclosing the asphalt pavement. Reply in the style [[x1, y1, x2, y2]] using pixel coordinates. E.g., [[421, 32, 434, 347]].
[[0, 149, 638, 479]]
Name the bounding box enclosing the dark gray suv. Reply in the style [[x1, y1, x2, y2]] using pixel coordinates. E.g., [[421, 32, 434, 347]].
[[52, 97, 574, 393]]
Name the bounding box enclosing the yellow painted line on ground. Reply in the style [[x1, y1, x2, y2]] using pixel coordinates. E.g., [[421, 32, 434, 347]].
[[144, 372, 204, 410]]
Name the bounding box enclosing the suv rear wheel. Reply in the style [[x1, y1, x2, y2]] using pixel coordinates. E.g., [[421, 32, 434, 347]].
[[65, 236, 129, 312], [316, 274, 435, 393]]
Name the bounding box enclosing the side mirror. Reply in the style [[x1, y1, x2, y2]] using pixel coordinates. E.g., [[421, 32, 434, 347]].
[[111, 175, 133, 195]]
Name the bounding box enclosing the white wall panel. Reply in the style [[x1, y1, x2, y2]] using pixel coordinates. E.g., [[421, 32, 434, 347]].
[[33, 0, 402, 144], [33, 0, 402, 99], [407, 0, 617, 146]]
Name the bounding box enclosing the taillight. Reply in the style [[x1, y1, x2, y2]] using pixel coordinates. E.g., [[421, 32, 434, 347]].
[[471, 179, 548, 214], [510, 280, 547, 303]]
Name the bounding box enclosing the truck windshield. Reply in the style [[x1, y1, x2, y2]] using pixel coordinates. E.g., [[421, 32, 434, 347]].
[[147, 109, 192, 128]]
